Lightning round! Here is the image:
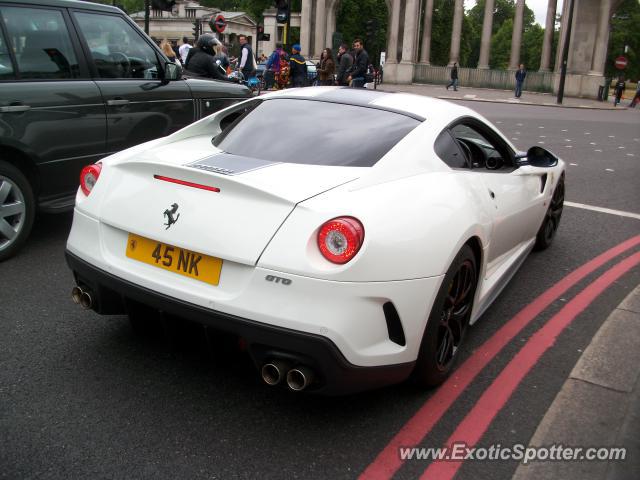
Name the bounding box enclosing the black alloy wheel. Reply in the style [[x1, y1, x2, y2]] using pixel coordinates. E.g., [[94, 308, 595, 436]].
[[535, 174, 565, 250], [413, 245, 478, 387]]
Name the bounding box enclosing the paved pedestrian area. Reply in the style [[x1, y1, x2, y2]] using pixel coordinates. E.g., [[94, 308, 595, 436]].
[[374, 82, 630, 110]]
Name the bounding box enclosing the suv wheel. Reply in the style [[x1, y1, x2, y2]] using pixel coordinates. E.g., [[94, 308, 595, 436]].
[[0, 161, 35, 261]]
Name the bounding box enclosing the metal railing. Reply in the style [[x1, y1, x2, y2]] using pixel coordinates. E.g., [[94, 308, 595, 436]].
[[413, 65, 555, 93]]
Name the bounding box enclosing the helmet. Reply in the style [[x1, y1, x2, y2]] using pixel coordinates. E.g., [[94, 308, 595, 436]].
[[196, 33, 222, 54]]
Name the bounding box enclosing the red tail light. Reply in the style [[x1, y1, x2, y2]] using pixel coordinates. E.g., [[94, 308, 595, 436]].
[[317, 217, 365, 264], [80, 163, 102, 196]]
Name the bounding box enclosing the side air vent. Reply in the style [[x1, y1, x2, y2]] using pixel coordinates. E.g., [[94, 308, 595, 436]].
[[383, 302, 406, 346]]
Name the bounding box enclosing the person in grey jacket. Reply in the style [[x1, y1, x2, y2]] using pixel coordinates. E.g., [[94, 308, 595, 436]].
[[336, 43, 353, 86]]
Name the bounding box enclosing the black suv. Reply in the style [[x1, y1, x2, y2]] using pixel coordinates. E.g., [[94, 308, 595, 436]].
[[0, 0, 250, 260]]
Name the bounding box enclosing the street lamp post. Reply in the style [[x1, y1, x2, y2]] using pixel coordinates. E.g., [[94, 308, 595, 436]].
[[557, 0, 575, 104]]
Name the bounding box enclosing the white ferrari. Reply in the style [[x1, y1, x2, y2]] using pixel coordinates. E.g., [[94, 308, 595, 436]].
[[66, 88, 565, 394]]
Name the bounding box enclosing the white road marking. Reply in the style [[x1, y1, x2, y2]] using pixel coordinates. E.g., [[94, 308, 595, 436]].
[[512, 137, 519, 141], [517, 123, 523, 126], [496, 121, 503, 124], [609, 135, 615, 138], [585, 132, 591, 135], [539, 126, 544, 129], [565, 139, 572, 142], [515, 131, 521, 134], [619, 146, 625, 149], [561, 129, 568, 132], [595, 149, 602, 152], [627, 153, 635, 157], [605, 168, 615, 172], [538, 141, 545, 144], [540, 135, 546, 138], [565, 202, 640, 220], [565, 145, 573, 148], [570, 163, 578, 166]]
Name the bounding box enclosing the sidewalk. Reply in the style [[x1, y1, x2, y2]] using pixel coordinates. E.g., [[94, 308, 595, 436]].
[[512, 284, 640, 480], [373, 82, 629, 110]]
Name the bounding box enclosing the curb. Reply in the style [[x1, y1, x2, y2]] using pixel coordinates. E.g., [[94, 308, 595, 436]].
[[435, 95, 625, 111], [512, 284, 640, 480]]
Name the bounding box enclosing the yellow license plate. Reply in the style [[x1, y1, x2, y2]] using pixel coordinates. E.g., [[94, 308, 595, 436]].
[[126, 233, 222, 285]]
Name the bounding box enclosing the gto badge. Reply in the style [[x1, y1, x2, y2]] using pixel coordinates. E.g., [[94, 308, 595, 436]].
[[163, 203, 180, 229], [265, 275, 292, 285]]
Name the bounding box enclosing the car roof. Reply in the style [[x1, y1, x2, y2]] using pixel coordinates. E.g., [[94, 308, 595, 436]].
[[2, 0, 120, 13], [261, 87, 474, 124]]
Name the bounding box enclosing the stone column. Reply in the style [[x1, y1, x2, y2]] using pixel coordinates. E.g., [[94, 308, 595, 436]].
[[314, 0, 326, 58], [477, 0, 495, 69], [509, 0, 525, 69], [386, 0, 401, 63], [419, 0, 434, 64], [448, 0, 464, 66], [326, 4, 336, 49], [401, 0, 420, 62], [539, 0, 557, 71], [589, 0, 611, 75], [300, 0, 311, 58]]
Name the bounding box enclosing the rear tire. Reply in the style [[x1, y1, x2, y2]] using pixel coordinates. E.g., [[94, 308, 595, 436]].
[[413, 245, 477, 387], [534, 174, 564, 251], [0, 161, 35, 261]]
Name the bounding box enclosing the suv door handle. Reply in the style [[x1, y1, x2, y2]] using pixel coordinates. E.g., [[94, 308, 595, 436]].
[[0, 105, 31, 113], [107, 98, 130, 106]]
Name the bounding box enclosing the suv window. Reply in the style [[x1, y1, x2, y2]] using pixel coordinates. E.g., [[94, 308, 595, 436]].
[[0, 28, 14, 79], [213, 98, 420, 167], [74, 12, 161, 79], [2, 6, 80, 79]]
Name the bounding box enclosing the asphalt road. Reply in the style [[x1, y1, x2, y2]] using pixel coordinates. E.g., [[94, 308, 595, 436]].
[[1, 103, 639, 480]]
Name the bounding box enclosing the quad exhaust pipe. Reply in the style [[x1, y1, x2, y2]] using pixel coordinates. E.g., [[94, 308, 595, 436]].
[[261, 360, 315, 391], [71, 286, 93, 310]]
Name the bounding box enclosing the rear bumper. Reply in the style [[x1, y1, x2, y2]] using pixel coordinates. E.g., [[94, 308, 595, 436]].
[[66, 250, 415, 395]]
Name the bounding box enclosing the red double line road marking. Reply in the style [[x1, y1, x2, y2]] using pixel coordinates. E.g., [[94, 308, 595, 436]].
[[360, 235, 640, 480], [422, 251, 640, 479]]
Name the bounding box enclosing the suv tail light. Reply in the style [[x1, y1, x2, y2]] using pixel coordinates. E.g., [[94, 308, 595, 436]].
[[317, 217, 364, 264], [80, 163, 102, 196]]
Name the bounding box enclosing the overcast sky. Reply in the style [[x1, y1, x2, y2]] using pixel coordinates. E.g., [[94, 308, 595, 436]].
[[466, 0, 565, 26]]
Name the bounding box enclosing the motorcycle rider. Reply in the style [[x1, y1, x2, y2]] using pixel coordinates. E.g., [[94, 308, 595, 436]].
[[184, 33, 228, 81]]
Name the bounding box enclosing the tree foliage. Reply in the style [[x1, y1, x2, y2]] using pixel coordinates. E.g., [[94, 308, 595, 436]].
[[335, 0, 387, 65], [607, 0, 640, 81]]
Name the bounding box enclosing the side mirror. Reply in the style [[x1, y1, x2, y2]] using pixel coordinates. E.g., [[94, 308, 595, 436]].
[[164, 61, 182, 81], [516, 146, 558, 168]]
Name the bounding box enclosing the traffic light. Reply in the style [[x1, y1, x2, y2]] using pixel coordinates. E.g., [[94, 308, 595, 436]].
[[151, 0, 175, 11], [365, 19, 375, 41], [192, 20, 200, 40], [275, 0, 289, 24], [257, 24, 270, 41]]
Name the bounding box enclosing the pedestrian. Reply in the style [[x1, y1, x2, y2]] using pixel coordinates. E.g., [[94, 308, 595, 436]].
[[629, 82, 640, 108], [183, 34, 229, 81], [614, 76, 625, 106], [179, 36, 192, 65], [265, 42, 285, 89], [317, 48, 335, 86], [238, 34, 257, 81], [336, 43, 353, 86], [289, 44, 308, 88], [347, 38, 369, 88], [160, 38, 177, 63], [446, 63, 458, 91], [515, 63, 526, 98]]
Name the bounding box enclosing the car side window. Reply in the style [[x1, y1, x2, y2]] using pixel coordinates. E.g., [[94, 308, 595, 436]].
[[450, 122, 514, 171], [0, 28, 14, 79], [1, 6, 80, 80], [74, 12, 160, 79], [434, 129, 467, 169]]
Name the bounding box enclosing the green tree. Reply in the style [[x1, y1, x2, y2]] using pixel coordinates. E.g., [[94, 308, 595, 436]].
[[520, 23, 544, 70], [336, 0, 388, 66], [490, 18, 512, 69], [606, 0, 640, 81]]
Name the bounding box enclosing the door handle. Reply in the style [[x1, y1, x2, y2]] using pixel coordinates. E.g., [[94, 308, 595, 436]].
[[0, 105, 31, 113], [107, 99, 130, 106]]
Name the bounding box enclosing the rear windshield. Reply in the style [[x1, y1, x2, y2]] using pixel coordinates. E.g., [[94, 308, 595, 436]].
[[213, 98, 420, 167]]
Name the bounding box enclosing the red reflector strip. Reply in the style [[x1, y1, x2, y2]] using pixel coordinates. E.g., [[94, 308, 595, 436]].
[[154, 175, 220, 192]]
